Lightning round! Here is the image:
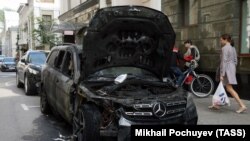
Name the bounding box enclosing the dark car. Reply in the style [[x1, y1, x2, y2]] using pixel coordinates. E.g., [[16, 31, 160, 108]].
[[0, 55, 6, 66], [16, 50, 49, 95], [40, 6, 198, 141], [1, 57, 16, 72]]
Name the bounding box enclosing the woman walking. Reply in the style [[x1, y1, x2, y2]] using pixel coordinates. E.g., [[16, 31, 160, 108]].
[[209, 34, 247, 113]]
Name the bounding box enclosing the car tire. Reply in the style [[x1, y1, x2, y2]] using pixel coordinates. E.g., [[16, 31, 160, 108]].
[[185, 117, 198, 125], [73, 104, 101, 141], [16, 73, 23, 88], [40, 86, 51, 114], [24, 75, 34, 95]]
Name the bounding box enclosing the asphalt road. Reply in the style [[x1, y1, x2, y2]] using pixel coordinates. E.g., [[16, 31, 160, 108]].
[[0, 71, 72, 141]]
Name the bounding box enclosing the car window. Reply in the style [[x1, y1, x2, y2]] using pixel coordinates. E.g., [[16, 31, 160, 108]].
[[47, 50, 58, 67], [28, 53, 47, 64], [55, 50, 66, 69], [3, 58, 15, 62], [61, 51, 74, 78]]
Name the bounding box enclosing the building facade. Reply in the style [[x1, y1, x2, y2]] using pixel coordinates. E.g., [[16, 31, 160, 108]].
[[59, 0, 250, 98], [17, 0, 60, 54], [162, 0, 250, 73], [162, 0, 250, 99], [4, 27, 18, 57], [1, 10, 19, 57], [58, 0, 161, 44]]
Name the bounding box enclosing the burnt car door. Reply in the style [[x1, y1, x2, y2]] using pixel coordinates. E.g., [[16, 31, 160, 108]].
[[43, 49, 59, 109], [55, 49, 75, 121]]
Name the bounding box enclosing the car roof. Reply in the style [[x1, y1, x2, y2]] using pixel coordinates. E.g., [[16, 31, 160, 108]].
[[51, 44, 82, 53], [26, 50, 50, 53]]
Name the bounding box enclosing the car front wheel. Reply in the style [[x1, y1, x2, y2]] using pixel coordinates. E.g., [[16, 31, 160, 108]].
[[24, 75, 34, 95], [16, 73, 23, 88], [40, 86, 51, 114], [73, 104, 101, 141]]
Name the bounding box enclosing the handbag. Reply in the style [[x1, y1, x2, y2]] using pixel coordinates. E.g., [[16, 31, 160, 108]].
[[212, 81, 230, 106]]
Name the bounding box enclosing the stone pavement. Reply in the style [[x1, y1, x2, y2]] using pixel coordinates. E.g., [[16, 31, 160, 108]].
[[192, 94, 250, 125]]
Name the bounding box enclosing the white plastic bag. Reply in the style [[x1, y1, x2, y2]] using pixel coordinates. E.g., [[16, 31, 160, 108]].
[[212, 82, 230, 106]]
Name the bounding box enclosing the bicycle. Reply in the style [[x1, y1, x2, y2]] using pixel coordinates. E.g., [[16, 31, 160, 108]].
[[164, 60, 214, 98]]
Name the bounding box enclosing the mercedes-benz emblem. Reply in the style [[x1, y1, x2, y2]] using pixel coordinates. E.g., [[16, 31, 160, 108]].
[[152, 102, 166, 118]]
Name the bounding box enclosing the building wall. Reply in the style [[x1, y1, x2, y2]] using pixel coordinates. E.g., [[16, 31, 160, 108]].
[[18, 0, 60, 51], [60, 0, 88, 16], [60, 0, 69, 15], [6, 28, 18, 57], [2, 11, 19, 56], [162, 0, 250, 99], [162, 0, 250, 73], [58, 0, 162, 45], [10, 29, 18, 57], [33, 0, 60, 48], [111, 0, 161, 10], [3, 28, 18, 57]]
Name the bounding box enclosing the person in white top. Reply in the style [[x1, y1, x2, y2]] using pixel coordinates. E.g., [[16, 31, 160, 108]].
[[183, 40, 200, 68], [209, 34, 247, 113]]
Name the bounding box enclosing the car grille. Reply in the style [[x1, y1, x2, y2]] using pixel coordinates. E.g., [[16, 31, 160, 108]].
[[4, 64, 16, 68], [123, 100, 186, 121]]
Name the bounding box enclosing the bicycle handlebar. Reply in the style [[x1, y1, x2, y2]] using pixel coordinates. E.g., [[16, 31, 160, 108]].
[[189, 60, 198, 69]]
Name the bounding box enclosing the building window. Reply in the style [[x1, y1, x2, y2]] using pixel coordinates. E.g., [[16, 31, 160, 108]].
[[40, 0, 54, 3], [241, 0, 250, 54], [181, 0, 198, 26], [42, 15, 52, 22]]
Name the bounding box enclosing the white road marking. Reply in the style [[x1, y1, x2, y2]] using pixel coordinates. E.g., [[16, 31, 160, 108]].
[[21, 104, 40, 111], [5, 80, 16, 87], [21, 104, 29, 111]]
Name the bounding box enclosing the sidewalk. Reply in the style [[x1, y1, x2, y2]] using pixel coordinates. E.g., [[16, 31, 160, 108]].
[[192, 94, 250, 125]]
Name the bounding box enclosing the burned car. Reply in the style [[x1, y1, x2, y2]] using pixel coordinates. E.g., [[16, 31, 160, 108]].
[[40, 6, 198, 141]]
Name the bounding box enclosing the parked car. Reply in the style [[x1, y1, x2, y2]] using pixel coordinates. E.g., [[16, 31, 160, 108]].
[[40, 6, 198, 141], [1, 57, 16, 72], [16, 50, 49, 95], [0, 55, 6, 67]]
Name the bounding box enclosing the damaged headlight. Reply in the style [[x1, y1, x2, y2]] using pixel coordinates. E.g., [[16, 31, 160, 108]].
[[28, 68, 39, 75]]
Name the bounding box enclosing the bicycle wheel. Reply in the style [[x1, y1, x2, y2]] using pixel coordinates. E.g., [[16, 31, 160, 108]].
[[189, 74, 214, 98]]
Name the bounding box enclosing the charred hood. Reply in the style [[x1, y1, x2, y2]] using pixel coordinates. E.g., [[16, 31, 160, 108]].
[[82, 6, 175, 78]]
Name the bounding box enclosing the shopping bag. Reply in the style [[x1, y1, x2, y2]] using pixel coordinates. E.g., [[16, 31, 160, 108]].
[[212, 82, 230, 106]]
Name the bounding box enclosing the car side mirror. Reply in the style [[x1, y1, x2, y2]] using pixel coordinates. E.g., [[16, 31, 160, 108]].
[[21, 58, 26, 63]]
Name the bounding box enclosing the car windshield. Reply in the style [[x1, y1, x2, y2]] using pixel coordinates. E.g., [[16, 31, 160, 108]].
[[28, 53, 47, 64], [92, 67, 158, 80], [3, 57, 15, 62]]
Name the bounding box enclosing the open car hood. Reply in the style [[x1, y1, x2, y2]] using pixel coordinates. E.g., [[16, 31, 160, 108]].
[[82, 6, 175, 78]]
